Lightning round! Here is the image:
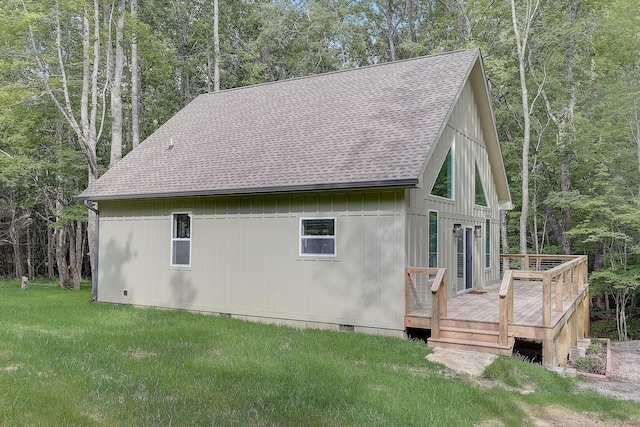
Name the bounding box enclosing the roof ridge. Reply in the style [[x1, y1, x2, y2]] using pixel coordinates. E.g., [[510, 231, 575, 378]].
[[198, 48, 479, 99]]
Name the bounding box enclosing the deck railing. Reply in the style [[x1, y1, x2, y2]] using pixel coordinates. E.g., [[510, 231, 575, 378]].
[[405, 267, 447, 338], [500, 254, 582, 276], [498, 255, 588, 343], [406, 255, 587, 349]]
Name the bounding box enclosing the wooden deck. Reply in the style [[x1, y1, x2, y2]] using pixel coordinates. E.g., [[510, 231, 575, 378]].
[[408, 281, 576, 325], [405, 255, 590, 366]]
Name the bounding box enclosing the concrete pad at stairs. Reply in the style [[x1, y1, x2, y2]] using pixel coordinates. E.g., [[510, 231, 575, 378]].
[[427, 347, 498, 377]]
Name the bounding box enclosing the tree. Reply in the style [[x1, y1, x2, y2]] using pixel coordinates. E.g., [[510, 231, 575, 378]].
[[110, 0, 126, 167], [213, 0, 220, 92], [131, 0, 140, 147], [510, 0, 542, 255]]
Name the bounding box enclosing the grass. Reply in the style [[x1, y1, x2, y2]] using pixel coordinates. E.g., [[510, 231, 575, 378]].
[[1, 279, 639, 426]]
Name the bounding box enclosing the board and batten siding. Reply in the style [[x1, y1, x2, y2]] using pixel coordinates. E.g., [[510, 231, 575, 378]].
[[406, 80, 502, 296], [97, 190, 406, 334]]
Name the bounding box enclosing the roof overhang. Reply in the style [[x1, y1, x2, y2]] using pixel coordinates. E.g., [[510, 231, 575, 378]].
[[75, 178, 420, 202]]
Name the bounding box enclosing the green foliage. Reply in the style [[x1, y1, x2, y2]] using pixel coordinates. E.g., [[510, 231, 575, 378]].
[[431, 147, 453, 199], [573, 356, 593, 373], [590, 268, 640, 296], [475, 165, 488, 206]]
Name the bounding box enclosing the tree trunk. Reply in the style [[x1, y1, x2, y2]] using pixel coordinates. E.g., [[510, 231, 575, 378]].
[[385, 0, 397, 61], [110, 0, 125, 167], [500, 210, 509, 271], [68, 221, 84, 290], [537, 3, 580, 255], [457, 0, 472, 44], [635, 101, 640, 194], [130, 0, 140, 148], [10, 212, 23, 280], [510, 0, 541, 255], [406, 0, 416, 43], [26, 223, 34, 279], [213, 0, 220, 92], [47, 226, 55, 278], [55, 226, 69, 288]]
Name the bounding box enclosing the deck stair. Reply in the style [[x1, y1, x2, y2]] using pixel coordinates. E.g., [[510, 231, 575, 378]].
[[427, 319, 514, 356]]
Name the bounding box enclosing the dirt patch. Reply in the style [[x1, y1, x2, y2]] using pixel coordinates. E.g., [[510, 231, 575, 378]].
[[475, 404, 640, 427], [528, 404, 640, 427], [473, 341, 640, 426], [577, 340, 640, 402]]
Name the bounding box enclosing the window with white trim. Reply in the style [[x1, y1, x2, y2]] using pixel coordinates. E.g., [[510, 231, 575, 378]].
[[431, 145, 454, 199], [171, 213, 191, 266], [475, 163, 488, 206], [428, 211, 438, 267], [300, 217, 336, 256]]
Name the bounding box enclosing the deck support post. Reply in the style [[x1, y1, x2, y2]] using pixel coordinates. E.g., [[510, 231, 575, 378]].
[[542, 339, 554, 366]]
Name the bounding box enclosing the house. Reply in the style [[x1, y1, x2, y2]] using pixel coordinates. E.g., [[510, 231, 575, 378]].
[[77, 48, 514, 337]]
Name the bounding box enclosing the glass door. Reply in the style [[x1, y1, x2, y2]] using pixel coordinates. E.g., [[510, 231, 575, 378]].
[[456, 227, 473, 292]]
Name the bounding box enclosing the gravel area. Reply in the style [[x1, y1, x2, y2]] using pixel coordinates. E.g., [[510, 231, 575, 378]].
[[577, 340, 640, 402]]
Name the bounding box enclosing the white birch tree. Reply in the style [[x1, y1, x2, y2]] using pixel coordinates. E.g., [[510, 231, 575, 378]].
[[510, 0, 542, 254]]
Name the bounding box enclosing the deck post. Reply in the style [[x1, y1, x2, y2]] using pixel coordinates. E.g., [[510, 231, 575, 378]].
[[543, 273, 551, 326], [430, 269, 447, 340], [524, 254, 530, 271], [555, 273, 563, 312], [498, 270, 513, 347], [508, 282, 514, 322], [405, 270, 411, 315], [431, 291, 440, 340], [499, 297, 508, 346], [439, 272, 447, 318]]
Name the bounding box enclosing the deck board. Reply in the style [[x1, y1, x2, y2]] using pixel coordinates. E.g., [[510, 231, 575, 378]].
[[407, 280, 574, 327]]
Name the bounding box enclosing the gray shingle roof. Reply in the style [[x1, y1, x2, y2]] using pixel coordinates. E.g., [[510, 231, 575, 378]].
[[78, 49, 481, 201]]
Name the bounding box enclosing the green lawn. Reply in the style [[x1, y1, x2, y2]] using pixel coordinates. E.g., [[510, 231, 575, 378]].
[[0, 279, 638, 426]]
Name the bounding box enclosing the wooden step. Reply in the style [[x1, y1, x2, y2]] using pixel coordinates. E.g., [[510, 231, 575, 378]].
[[439, 327, 500, 343], [439, 318, 501, 332], [428, 337, 514, 356]]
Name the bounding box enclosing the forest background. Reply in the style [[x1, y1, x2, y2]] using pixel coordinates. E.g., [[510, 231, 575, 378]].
[[0, 0, 639, 340]]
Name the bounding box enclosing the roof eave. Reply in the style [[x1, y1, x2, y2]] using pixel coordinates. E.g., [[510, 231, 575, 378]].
[[470, 55, 513, 207], [75, 178, 419, 202]]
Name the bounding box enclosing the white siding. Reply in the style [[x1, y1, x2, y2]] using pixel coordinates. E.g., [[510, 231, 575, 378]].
[[97, 190, 406, 332], [406, 80, 502, 296]]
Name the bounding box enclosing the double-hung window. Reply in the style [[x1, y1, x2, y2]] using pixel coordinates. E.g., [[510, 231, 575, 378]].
[[171, 213, 191, 266], [300, 217, 336, 256]]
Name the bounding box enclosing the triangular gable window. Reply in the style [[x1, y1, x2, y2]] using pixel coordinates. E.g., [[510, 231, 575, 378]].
[[431, 146, 453, 199], [475, 164, 488, 206]]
